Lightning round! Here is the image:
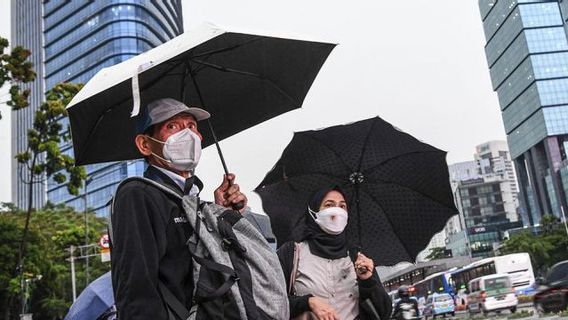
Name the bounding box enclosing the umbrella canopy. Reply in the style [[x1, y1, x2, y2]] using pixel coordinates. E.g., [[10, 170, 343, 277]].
[[255, 117, 458, 265], [64, 271, 114, 320], [67, 23, 336, 165]]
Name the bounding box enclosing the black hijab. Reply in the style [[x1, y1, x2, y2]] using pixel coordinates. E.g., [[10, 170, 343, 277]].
[[299, 187, 349, 259]]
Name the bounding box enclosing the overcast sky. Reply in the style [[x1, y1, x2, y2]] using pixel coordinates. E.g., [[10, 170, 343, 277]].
[[0, 1, 505, 211]]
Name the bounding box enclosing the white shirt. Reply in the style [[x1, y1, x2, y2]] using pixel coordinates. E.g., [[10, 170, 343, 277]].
[[152, 165, 200, 196]]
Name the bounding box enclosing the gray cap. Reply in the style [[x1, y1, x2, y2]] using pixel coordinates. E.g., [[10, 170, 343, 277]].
[[137, 98, 210, 133]]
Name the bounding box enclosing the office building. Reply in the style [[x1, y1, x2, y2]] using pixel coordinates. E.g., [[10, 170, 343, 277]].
[[446, 141, 521, 258], [10, 0, 45, 209], [12, 1, 184, 215], [479, 0, 568, 226]]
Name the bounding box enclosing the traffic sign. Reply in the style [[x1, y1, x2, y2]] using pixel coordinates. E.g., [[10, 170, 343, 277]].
[[99, 234, 110, 248]]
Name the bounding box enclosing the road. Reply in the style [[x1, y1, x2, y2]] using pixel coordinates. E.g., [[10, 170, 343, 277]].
[[428, 303, 568, 319]]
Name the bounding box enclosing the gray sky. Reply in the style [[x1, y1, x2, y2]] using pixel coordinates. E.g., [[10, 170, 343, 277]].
[[0, 1, 505, 211]]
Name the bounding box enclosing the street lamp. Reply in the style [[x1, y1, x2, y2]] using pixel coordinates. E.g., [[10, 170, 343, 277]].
[[21, 274, 42, 316]]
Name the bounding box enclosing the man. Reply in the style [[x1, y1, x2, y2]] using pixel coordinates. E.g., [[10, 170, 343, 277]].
[[111, 98, 248, 319], [392, 286, 419, 320]]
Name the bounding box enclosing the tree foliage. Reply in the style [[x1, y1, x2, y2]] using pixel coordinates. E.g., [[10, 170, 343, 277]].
[[14, 82, 87, 319], [425, 246, 448, 261], [0, 204, 110, 320], [0, 36, 36, 119], [16, 82, 86, 196], [500, 215, 568, 274]]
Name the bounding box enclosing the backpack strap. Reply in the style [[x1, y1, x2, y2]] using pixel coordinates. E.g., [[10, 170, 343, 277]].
[[110, 177, 188, 319], [289, 242, 301, 295], [109, 176, 182, 243], [158, 281, 190, 320], [185, 204, 240, 302]]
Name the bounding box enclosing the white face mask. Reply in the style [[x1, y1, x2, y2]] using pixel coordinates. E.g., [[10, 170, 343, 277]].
[[309, 206, 348, 235], [147, 128, 202, 172]]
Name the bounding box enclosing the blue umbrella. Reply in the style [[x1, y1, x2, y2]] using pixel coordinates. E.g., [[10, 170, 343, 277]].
[[65, 271, 115, 320]]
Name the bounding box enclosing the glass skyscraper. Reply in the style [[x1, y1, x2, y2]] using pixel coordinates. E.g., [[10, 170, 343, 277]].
[[12, 0, 183, 215], [479, 0, 568, 226], [11, 0, 45, 209]]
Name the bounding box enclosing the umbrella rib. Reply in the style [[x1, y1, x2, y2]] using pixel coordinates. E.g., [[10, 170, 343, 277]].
[[77, 61, 184, 162], [362, 150, 445, 176], [190, 37, 264, 58], [300, 133, 354, 173], [358, 184, 414, 262], [356, 117, 379, 172], [367, 177, 458, 212], [189, 58, 301, 107], [257, 171, 348, 189]]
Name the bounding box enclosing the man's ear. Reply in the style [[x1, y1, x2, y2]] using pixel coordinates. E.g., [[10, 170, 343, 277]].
[[135, 134, 153, 156]]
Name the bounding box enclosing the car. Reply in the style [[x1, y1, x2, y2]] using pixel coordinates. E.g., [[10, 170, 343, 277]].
[[533, 260, 568, 313], [422, 293, 455, 319], [467, 274, 518, 315]]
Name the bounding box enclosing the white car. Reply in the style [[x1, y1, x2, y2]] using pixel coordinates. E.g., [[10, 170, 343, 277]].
[[467, 274, 518, 315]]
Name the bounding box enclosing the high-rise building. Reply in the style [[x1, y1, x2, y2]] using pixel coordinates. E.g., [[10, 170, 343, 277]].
[[12, 1, 184, 215], [11, 0, 45, 209], [479, 0, 568, 226], [475, 141, 518, 200], [446, 141, 521, 258]]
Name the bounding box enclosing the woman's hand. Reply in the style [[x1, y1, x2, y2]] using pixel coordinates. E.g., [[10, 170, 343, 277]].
[[308, 296, 339, 320], [354, 252, 374, 280]]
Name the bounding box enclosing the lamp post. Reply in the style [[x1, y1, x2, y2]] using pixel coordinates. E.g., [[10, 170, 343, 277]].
[[83, 176, 93, 285]]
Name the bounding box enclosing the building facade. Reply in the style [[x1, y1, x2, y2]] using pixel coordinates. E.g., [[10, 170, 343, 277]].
[[479, 0, 568, 226], [11, 0, 45, 209], [13, 1, 184, 215], [446, 141, 521, 258]]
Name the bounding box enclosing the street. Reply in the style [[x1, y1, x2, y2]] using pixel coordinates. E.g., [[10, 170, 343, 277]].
[[428, 303, 568, 320]]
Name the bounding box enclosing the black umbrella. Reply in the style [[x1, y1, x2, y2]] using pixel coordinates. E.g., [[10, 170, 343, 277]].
[[66, 24, 335, 166], [255, 117, 458, 265]]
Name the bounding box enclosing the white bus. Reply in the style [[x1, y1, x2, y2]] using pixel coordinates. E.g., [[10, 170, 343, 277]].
[[449, 253, 535, 295], [410, 253, 535, 302]]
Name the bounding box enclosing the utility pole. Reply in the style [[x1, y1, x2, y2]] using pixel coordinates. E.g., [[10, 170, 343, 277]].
[[83, 177, 93, 286], [561, 206, 568, 239], [67, 243, 100, 302], [69, 246, 77, 302]]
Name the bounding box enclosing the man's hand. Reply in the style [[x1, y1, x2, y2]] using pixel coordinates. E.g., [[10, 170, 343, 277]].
[[354, 252, 374, 280], [214, 173, 247, 213], [308, 296, 339, 320]]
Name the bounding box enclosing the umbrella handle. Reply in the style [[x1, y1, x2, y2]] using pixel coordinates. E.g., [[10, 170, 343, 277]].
[[232, 201, 245, 211]]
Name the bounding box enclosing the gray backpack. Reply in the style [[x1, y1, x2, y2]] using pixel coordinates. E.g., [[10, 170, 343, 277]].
[[110, 177, 289, 320]]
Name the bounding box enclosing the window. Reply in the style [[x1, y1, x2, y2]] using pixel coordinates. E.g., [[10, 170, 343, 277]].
[[548, 262, 568, 283]]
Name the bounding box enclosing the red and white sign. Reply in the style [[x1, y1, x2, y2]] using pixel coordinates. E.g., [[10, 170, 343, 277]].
[[99, 234, 111, 262], [99, 234, 110, 248]]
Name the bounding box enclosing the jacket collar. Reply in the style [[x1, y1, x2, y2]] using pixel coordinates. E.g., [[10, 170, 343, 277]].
[[144, 165, 203, 197]]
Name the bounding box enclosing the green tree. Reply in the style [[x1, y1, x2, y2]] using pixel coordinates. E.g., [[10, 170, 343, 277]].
[[13, 82, 87, 317], [500, 215, 568, 274], [0, 36, 36, 119], [425, 246, 448, 260], [0, 204, 110, 320]]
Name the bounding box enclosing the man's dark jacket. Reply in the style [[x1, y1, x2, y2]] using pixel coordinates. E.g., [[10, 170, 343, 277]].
[[111, 166, 200, 319]]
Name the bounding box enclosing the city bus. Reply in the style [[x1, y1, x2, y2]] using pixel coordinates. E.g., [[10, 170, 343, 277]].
[[449, 253, 535, 295], [411, 253, 535, 301]]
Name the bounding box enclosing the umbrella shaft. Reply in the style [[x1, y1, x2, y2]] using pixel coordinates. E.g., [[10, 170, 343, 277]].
[[207, 119, 229, 175]]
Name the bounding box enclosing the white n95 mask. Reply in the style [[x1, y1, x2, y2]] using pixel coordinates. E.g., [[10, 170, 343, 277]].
[[309, 206, 348, 235], [148, 128, 201, 172]]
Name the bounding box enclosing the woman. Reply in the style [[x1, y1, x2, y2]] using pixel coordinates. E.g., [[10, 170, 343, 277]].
[[277, 187, 392, 320]]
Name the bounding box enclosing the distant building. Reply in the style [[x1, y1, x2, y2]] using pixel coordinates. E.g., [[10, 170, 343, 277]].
[[445, 141, 521, 258], [10, 0, 45, 208], [479, 0, 568, 226], [12, 1, 184, 215]]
